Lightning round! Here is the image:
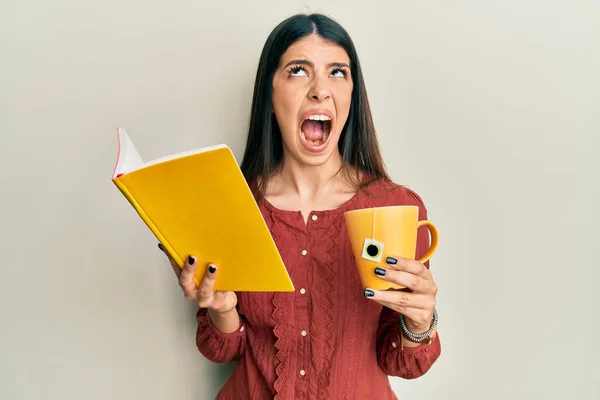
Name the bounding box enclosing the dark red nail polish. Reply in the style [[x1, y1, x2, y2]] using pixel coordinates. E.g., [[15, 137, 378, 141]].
[[188, 256, 195, 265], [209, 265, 216, 274]]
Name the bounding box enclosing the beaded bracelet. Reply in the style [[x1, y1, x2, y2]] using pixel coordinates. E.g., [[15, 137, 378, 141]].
[[399, 308, 438, 343]]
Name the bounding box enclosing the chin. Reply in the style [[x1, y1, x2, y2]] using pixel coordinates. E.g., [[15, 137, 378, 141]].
[[297, 152, 335, 167]]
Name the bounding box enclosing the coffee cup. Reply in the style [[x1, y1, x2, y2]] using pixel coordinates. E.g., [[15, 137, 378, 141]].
[[344, 205, 438, 290]]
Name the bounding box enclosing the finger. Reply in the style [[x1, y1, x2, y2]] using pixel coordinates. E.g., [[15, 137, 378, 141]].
[[158, 243, 181, 278], [197, 263, 218, 306], [385, 256, 430, 278], [170, 259, 181, 279], [363, 288, 426, 309], [167, 257, 181, 279], [179, 255, 199, 300], [373, 267, 429, 292]]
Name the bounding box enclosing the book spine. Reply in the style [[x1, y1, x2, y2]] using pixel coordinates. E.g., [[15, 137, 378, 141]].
[[112, 177, 185, 269]]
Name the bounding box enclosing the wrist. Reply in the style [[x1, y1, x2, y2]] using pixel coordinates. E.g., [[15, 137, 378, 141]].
[[208, 306, 237, 316], [405, 319, 431, 334], [399, 308, 438, 346], [208, 308, 240, 334]]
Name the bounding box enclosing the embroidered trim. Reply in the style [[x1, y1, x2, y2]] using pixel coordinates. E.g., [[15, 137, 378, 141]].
[[270, 212, 295, 400], [310, 211, 343, 400]]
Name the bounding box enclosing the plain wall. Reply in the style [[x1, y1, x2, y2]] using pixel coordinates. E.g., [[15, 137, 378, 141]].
[[1, 0, 598, 399]]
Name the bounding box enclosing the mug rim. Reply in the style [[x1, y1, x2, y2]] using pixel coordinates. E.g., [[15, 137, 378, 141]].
[[343, 205, 419, 216]]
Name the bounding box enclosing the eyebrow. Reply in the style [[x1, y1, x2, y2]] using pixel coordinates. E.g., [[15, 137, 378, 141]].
[[282, 59, 350, 70]]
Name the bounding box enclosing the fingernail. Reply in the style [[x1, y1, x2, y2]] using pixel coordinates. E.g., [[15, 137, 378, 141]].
[[158, 243, 164, 251], [386, 257, 397, 265], [188, 256, 195, 265], [374, 267, 387, 276], [364, 289, 374, 297], [208, 265, 216, 274]]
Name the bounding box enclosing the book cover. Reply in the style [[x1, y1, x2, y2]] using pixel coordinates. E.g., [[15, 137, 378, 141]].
[[111, 127, 295, 292]]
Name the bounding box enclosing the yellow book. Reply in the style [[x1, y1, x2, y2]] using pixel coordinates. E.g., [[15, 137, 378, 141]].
[[111, 127, 294, 292]]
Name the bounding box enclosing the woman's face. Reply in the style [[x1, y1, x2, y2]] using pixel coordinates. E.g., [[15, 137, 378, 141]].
[[272, 34, 353, 167]]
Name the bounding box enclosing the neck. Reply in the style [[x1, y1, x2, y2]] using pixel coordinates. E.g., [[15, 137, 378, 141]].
[[274, 151, 346, 200]]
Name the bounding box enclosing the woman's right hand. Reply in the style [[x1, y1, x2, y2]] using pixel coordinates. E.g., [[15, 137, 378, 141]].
[[159, 243, 238, 314]]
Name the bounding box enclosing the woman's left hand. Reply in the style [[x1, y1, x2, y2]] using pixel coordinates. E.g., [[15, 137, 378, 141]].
[[365, 256, 438, 333]]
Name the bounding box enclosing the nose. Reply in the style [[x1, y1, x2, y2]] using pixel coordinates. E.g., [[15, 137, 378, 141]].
[[308, 77, 331, 101]]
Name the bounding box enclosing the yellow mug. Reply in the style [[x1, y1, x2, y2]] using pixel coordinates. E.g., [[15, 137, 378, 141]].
[[343, 205, 438, 290]]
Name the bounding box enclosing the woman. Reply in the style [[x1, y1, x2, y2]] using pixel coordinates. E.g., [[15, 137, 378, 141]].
[[160, 13, 441, 400]]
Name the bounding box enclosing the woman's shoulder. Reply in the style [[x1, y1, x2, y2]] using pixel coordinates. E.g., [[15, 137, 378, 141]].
[[359, 177, 428, 210]]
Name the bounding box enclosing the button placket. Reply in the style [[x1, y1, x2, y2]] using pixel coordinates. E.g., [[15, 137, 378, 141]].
[[296, 219, 311, 390]]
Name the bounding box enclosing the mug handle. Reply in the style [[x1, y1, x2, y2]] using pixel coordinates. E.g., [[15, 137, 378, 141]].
[[416, 220, 438, 264]]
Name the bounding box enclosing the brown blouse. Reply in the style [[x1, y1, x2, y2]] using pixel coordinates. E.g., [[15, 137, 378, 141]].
[[195, 178, 441, 399]]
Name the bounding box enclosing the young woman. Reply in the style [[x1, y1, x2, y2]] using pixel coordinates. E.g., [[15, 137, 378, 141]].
[[160, 13, 441, 400]]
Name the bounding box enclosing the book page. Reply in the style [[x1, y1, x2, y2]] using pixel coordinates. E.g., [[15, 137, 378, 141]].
[[113, 127, 230, 177], [113, 127, 144, 178], [140, 143, 229, 171]]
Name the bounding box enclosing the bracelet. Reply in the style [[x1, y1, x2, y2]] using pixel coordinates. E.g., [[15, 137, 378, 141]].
[[399, 308, 438, 343]]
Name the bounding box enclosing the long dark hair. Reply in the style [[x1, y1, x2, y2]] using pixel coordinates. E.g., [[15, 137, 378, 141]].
[[240, 13, 390, 200]]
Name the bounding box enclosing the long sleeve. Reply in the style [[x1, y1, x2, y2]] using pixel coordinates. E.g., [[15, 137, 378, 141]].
[[376, 307, 441, 378], [376, 187, 442, 378], [195, 307, 247, 363]]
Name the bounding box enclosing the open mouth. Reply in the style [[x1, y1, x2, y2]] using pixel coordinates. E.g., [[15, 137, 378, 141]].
[[300, 115, 332, 148]]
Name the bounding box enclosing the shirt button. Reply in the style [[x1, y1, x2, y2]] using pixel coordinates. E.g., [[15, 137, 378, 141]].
[[300, 369, 306, 376], [301, 330, 307, 337], [311, 215, 318, 221], [299, 288, 306, 295], [301, 249, 307, 256]]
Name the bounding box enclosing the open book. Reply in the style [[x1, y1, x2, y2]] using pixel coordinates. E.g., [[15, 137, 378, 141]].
[[111, 127, 295, 292]]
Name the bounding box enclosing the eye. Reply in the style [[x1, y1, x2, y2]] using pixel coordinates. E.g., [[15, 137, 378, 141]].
[[289, 65, 308, 77], [331, 67, 349, 78]]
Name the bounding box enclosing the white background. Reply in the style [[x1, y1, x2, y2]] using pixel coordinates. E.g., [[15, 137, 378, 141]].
[[1, 0, 598, 399]]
